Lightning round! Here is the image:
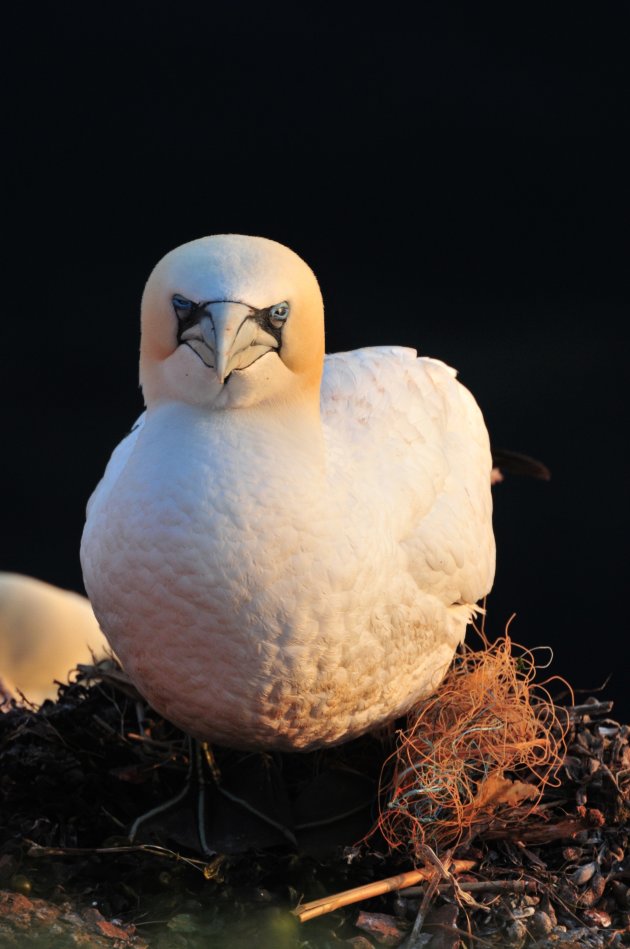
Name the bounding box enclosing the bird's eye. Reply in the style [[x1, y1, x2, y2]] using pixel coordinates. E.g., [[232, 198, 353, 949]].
[[269, 302, 290, 328], [172, 294, 194, 313]]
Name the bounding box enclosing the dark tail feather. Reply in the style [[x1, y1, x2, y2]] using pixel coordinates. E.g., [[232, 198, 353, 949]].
[[491, 447, 551, 481]]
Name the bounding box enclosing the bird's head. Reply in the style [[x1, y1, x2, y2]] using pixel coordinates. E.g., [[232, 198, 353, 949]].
[[139, 234, 325, 411]]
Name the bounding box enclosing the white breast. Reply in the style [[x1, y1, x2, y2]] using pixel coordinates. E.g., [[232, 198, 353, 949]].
[[81, 347, 495, 750]]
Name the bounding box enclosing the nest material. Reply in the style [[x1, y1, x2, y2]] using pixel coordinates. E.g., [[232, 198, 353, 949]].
[[0, 634, 628, 947], [376, 628, 570, 855]]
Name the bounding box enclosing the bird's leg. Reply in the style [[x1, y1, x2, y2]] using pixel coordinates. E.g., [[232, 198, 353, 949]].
[[131, 738, 297, 853], [204, 747, 298, 848], [200, 740, 221, 781], [128, 734, 196, 844], [129, 736, 217, 856], [195, 741, 219, 857], [134, 700, 149, 737]]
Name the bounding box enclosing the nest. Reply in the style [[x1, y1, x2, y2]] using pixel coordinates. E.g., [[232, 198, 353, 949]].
[[376, 626, 570, 855], [0, 629, 628, 948]]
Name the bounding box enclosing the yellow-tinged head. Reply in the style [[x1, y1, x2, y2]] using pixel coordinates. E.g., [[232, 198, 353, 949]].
[[140, 235, 325, 410]]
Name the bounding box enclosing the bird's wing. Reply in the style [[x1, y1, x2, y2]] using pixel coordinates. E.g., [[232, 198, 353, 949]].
[[320, 347, 495, 605], [85, 414, 146, 518]]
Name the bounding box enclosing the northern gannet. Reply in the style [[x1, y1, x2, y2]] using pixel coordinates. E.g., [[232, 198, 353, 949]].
[[0, 573, 110, 705], [81, 235, 495, 751]]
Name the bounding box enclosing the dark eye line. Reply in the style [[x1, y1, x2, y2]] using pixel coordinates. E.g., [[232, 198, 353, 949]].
[[172, 297, 289, 347], [251, 305, 287, 346], [173, 296, 201, 343], [172, 294, 194, 310]]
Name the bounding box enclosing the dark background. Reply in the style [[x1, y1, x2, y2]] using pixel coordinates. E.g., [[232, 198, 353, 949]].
[[3, 12, 628, 717]]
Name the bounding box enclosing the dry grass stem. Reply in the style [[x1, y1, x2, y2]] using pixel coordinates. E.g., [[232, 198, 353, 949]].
[[292, 859, 477, 922]]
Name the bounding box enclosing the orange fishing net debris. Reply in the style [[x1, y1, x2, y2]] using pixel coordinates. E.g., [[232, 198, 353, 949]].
[[374, 623, 571, 856]]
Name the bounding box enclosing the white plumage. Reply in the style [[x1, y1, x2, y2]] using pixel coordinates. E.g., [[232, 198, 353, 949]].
[[0, 573, 110, 705], [81, 235, 495, 751]]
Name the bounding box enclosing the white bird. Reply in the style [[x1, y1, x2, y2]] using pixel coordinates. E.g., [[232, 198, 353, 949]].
[[81, 235, 495, 752], [0, 573, 110, 705]]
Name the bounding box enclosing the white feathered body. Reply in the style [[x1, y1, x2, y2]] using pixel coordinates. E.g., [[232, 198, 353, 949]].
[[0, 573, 110, 705], [81, 347, 494, 750]]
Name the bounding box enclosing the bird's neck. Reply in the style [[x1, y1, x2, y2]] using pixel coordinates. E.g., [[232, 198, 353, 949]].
[[146, 397, 325, 459]]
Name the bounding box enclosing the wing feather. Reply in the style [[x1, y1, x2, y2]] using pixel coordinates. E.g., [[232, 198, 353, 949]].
[[321, 347, 495, 606], [86, 414, 145, 518]]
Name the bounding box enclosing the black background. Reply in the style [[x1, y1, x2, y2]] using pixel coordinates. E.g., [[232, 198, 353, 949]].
[[3, 11, 628, 717]]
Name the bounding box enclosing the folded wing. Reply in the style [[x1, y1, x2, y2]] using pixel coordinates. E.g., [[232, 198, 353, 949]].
[[320, 346, 495, 609]]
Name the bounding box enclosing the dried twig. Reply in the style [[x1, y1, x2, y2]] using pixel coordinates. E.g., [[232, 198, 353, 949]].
[[403, 880, 538, 897], [25, 839, 223, 879], [403, 854, 451, 948], [565, 701, 614, 720], [292, 859, 476, 923], [482, 811, 605, 844]]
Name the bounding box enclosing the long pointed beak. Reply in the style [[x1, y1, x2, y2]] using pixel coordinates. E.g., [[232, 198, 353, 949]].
[[200, 302, 255, 384]]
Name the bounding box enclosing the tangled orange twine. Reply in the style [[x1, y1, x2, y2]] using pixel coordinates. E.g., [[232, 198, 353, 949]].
[[375, 623, 570, 856]]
